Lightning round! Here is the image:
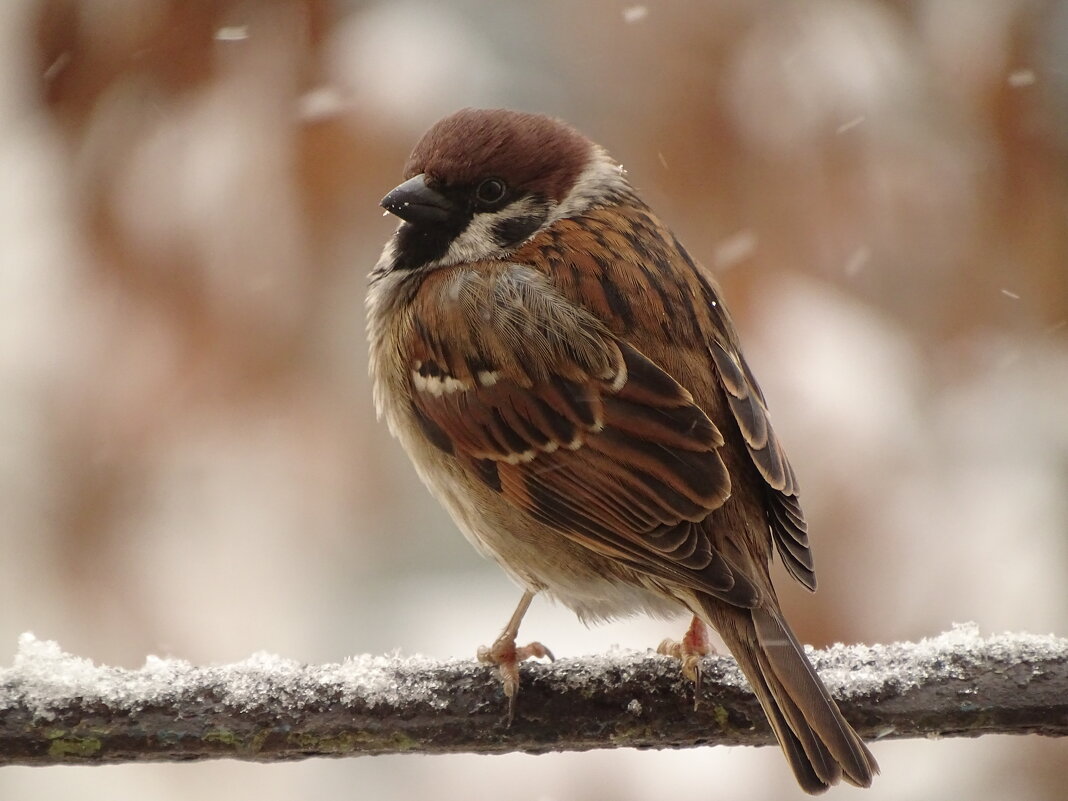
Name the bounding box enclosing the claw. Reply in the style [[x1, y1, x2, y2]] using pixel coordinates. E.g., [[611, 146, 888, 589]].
[[478, 636, 553, 724], [657, 615, 715, 709], [516, 641, 555, 662], [476, 591, 552, 724]]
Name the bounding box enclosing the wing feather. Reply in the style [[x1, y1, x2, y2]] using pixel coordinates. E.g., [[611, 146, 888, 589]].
[[405, 263, 743, 599], [708, 338, 814, 588]]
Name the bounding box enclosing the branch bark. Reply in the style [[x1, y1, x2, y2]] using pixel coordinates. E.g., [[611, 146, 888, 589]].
[[1, 626, 1065, 765]]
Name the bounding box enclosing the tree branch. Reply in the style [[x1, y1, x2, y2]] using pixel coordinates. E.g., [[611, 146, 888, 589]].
[[1, 625, 1065, 765]]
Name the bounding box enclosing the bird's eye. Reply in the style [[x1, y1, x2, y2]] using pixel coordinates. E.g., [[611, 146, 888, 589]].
[[475, 178, 507, 205]]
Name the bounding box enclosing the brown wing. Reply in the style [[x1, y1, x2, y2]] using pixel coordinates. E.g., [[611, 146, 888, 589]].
[[708, 326, 815, 590], [404, 262, 761, 604], [510, 204, 816, 591]]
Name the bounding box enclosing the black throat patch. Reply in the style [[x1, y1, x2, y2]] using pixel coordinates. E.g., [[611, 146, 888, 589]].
[[391, 214, 469, 271]]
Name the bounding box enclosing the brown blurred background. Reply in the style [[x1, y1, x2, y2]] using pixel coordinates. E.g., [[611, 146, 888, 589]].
[[2, 1, 1066, 799]]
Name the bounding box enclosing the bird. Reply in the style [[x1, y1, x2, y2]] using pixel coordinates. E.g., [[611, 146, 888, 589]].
[[366, 107, 877, 793]]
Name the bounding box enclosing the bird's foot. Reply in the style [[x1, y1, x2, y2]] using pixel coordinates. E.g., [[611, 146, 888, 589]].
[[477, 634, 554, 724], [657, 615, 715, 707]]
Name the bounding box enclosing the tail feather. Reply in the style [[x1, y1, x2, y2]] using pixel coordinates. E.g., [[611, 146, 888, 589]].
[[698, 599, 878, 793], [752, 606, 877, 787], [743, 643, 839, 793]]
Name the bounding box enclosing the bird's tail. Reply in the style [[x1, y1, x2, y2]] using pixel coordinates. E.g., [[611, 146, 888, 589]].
[[698, 599, 878, 794]]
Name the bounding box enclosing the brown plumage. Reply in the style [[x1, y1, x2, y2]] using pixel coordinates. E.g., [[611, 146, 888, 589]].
[[367, 108, 877, 792]]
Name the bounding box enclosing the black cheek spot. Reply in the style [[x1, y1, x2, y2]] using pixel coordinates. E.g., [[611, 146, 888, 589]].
[[492, 209, 548, 247]]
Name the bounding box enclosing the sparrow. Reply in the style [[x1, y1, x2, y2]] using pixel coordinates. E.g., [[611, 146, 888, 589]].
[[367, 108, 877, 793]]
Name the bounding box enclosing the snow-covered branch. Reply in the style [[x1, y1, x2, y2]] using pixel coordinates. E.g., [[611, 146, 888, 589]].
[[0, 625, 1065, 765]]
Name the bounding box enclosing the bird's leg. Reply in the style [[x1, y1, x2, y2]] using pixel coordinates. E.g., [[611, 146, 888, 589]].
[[477, 590, 554, 724], [658, 615, 715, 707]]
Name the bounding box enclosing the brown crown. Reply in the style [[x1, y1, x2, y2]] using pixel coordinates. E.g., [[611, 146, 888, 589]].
[[403, 108, 593, 203]]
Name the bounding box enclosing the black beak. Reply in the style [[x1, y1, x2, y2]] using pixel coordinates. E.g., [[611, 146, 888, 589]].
[[380, 174, 456, 226]]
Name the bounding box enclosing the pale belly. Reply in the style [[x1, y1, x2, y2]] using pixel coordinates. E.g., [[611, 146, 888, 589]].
[[399, 422, 686, 625]]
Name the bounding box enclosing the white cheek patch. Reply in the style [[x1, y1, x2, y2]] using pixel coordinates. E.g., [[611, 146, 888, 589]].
[[425, 196, 553, 270], [440, 213, 501, 267], [550, 147, 630, 223]]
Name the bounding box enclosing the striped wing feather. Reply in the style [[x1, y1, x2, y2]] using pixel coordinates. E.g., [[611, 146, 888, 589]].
[[405, 263, 759, 601]]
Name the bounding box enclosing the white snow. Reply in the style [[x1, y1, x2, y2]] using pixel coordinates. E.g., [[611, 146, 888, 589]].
[[320, 653, 458, 710], [214, 26, 249, 42], [0, 633, 457, 720], [297, 86, 347, 122], [42, 52, 70, 82], [836, 115, 867, 134], [1007, 69, 1036, 87], [712, 230, 758, 271], [2, 625, 1064, 720], [809, 622, 1068, 699], [844, 245, 871, 276]]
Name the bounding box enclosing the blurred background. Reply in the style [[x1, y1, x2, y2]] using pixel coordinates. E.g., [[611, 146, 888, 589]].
[[1, 0, 1066, 798]]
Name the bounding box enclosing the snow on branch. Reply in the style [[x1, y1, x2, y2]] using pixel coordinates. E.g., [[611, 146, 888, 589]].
[[0, 624, 1065, 765]]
